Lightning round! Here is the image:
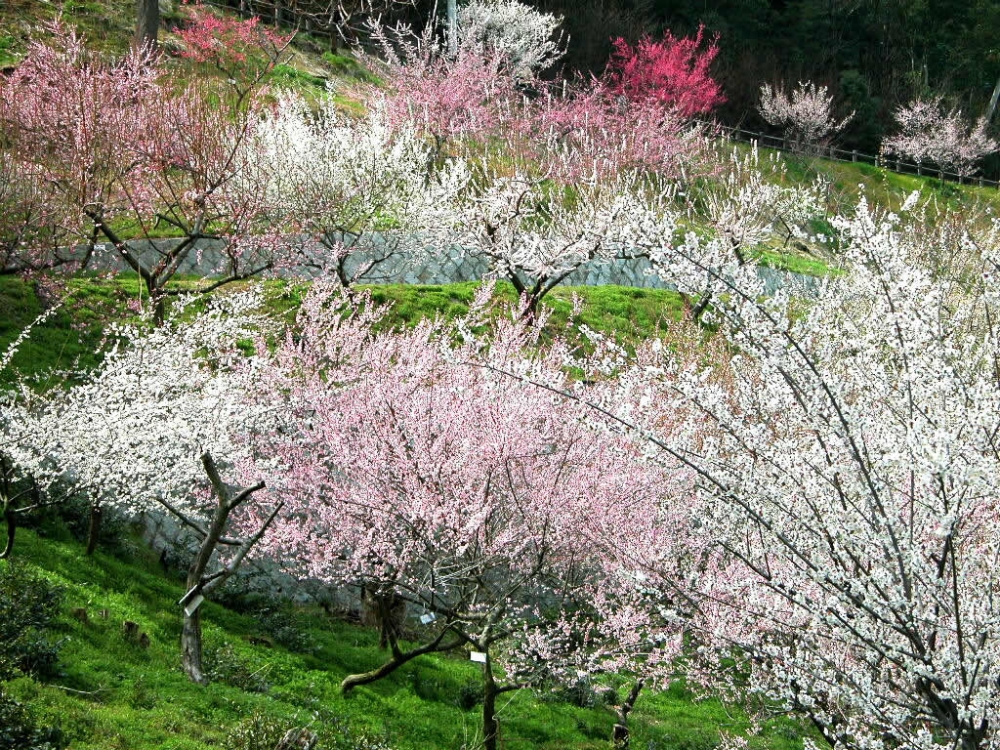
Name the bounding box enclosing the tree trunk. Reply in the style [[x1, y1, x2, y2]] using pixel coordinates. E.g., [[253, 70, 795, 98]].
[[1, 504, 15, 560], [0, 459, 15, 559], [482, 653, 500, 750], [341, 629, 463, 693], [168, 452, 272, 684], [84, 501, 102, 556], [987, 73, 1000, 125], [135, 0, 159, 49], [447, 0, 458, 57], [181, 606, 206, 684], [612, 678, 644, 750], [152, 293, 166, 327]]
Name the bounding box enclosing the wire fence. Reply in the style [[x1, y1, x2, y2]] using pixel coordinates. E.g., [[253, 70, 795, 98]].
[[715, 124, 1000, 189]]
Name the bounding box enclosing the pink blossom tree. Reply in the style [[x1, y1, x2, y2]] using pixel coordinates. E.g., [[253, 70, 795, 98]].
[[603, 25, 724, 118], [758, 80, 854, 153], [0, 149, 72, 276], [883, 98, 999, 178], [0, 19, 294, 323], [253, 284, 677, 750], [0, 23, 160, 270], [523, 78, 714, 183], [367, 18, 520, 161]]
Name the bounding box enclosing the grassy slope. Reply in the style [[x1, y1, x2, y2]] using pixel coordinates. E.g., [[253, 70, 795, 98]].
[[5, 525, 808, 750], [0, 275, 690, 383], [0, 275, 802, 749]]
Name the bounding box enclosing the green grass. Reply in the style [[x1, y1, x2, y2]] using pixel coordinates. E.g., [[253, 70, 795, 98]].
[[3, 525, 810, 750], [756, 248, 842, 277], [0, 276, 690, 386]]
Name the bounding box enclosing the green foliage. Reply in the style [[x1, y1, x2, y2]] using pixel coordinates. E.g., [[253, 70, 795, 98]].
[[0, 688, 66, 750], [224, 709, 298, 750], [0, 562, 64, 680], [268, 63, 328, 93], [321, 51, 382, 85], [0, 34, 18, 66]]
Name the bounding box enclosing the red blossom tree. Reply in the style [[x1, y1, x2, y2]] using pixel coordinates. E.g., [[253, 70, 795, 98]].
[[604, 25, 724, 118]]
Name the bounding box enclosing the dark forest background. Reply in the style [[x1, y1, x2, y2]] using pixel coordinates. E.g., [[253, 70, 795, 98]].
[[514, 0, 1000, 155]]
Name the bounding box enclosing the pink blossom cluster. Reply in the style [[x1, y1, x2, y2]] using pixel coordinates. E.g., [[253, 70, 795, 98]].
[[0, 17, 291, 316]]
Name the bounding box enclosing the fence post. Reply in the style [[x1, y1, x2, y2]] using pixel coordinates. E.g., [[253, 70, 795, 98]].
[[980, 177, 985, 188], [852, 150, 857, 162]]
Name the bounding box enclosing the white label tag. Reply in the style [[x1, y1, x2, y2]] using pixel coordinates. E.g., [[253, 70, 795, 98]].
[[184, 594, 204, 617], [470, 651, 487, 663], [420, 613, 437, 624]]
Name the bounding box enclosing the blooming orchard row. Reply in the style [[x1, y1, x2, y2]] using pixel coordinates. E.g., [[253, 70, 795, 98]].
[[3, 3, 1000, 750]]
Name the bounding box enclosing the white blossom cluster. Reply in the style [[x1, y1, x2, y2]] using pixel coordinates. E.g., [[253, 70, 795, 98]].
[[883, 98, 1000, 178], [457, 0, 565, 79], [758, 81, 853, 151], [607, 195, 1000, 750], [255, 94, 469, 281], [4, 292, 273, 520]]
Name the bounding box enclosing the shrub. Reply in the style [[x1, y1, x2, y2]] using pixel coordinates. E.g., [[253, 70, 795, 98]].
[[205, 642, 270, 693], [257, 606, 316, 653], [0, 688, 66, 750], [0, 562, 63, 680], [225, 710, 293, 750]]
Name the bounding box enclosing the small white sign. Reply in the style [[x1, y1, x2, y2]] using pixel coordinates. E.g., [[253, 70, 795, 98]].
[[469, 651, 488, 663], [420, 613, 437, 624], [184, 594, 205, 617]]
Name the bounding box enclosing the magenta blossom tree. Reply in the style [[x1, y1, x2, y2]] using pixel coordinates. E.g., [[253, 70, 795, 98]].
[[604, 25, 724, 118]]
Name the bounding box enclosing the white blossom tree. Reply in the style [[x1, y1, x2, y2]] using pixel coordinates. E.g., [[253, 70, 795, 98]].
[[3, 291, 282, 683], [457, 0, 565, 79], [256, 94, 469, 288], [431, 165, 663, 319], [883, 98, 1000, 178], [758, 81, 854, 153], [586, 194, 1000, 750]]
